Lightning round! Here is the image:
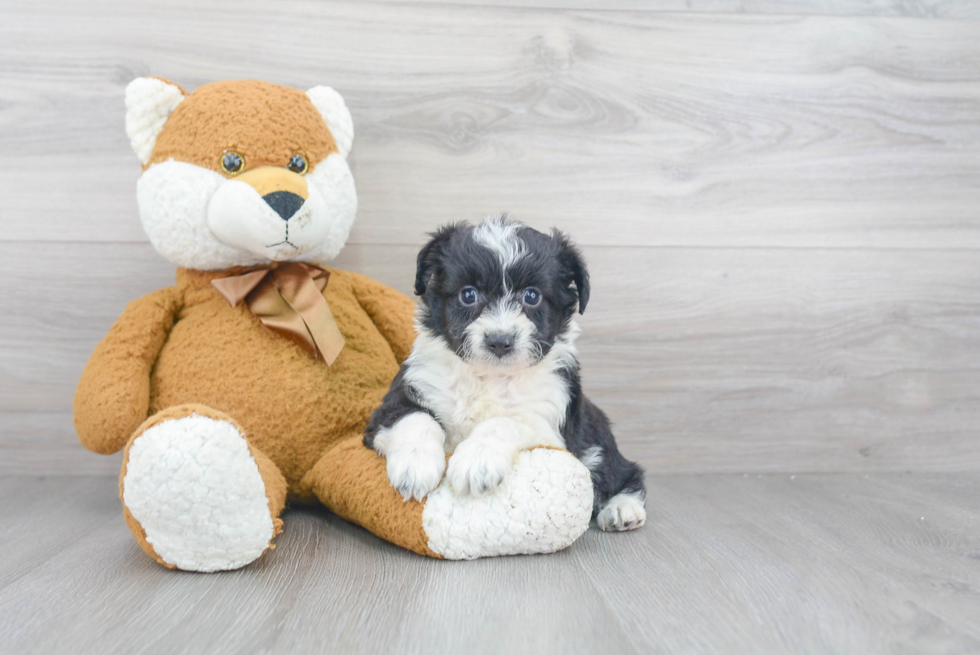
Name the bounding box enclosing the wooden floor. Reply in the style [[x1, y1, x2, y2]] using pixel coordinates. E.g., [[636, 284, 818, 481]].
[[1, 473, 978, 655]]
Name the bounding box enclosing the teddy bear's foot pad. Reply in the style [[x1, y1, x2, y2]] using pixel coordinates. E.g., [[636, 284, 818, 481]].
[[122, 414, 275, 572], [422, 448, 594, 560]]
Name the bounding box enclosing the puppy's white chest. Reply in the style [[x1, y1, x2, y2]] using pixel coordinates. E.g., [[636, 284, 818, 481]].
[[457, 375, 531, 424], [452, 371, 567, 449], [414, 364, 570, 451]]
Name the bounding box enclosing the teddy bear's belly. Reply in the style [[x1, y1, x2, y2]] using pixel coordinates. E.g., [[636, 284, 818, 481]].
[[149, 300, 400, 490]]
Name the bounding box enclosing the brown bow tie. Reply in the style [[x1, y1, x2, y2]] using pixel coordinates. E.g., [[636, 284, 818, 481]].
[[210, 263, 346, 365]]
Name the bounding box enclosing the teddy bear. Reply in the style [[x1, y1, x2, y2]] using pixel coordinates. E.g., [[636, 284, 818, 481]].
[[73, 77, 594, 571]]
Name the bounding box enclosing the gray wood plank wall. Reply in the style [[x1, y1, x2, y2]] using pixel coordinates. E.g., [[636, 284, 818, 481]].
[[391, 0, 980, 18], [2, 0, 978, 475]]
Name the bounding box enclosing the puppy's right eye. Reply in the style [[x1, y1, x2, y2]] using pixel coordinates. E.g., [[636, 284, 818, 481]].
[[459, 287, 479, 306]]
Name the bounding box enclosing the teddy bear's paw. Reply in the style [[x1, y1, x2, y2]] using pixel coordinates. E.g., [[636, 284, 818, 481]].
[[446, 431, 517, 497], [596, 491, 647, 532], [422, 448, 594, 559], [121, 414, 276, 572]]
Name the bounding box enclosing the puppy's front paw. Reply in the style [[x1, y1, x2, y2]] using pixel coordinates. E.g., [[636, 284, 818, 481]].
[[386, 442, 446, 502], [374, 413, 447, 502], [597, 492, 647, 531], [447, 420, 521, 496], [447, 438, 512, 496]]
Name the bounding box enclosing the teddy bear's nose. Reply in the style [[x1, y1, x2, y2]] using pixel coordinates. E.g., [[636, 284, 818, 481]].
[[232, 167, 309, 221], [263, 191, 305, 221]]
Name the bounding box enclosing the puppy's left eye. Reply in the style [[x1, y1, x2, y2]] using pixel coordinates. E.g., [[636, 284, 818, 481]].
[[459, 286, 479, 306], [522, 287, 542, 308]]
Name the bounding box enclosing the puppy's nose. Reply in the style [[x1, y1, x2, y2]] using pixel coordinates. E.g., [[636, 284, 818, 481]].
[[485, 332, 514, 358], [263, 191, 305, 221]]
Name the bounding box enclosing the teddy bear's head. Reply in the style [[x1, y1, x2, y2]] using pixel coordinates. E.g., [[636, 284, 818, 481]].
[[125, 78, 357, 270]]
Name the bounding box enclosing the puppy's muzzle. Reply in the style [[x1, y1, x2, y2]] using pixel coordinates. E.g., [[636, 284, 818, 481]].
[[485, 332, 515, 358], [235, 166, 309, 221]]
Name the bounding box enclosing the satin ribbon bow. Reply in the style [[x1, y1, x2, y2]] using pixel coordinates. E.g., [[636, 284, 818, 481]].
[[210, 263, 346, 365]]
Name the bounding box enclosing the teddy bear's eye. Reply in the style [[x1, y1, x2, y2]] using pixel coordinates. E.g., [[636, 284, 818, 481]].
[[287, 154, 308, 175], [221, 151, 245, 175]]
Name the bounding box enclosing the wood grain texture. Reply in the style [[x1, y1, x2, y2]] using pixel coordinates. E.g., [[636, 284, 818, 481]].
[[4, 241, 979, 475], [1, 1, 979, 248], [1, 473, 978, 654], [385, 0, 980, 19], [2, 1, 979, 476]]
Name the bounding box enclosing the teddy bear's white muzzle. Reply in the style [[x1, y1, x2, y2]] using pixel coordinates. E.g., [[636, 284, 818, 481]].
[[207, 178, 332, 261]]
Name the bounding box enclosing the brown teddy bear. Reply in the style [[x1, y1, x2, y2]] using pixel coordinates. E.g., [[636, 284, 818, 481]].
[[73, 78, 593, 571]]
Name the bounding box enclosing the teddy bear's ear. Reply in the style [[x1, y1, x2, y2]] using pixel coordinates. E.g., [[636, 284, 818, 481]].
[[125, 77, 185, 164], [306, 86, 354, 159]]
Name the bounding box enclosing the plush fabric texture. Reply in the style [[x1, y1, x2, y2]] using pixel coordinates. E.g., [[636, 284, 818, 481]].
[[302, 436, 441, 558], [118, 403, 288, 569], [422, 447, 594, 559], [147, 79, 338, 174], [75, 287, 181, 455], [130, 77, 358, 270], [120, 404, 286, 571], [126, 77, 186, 165], [305, 86, 353, 158], [78, 266, 416, 490], [302, 441, 593, 559]]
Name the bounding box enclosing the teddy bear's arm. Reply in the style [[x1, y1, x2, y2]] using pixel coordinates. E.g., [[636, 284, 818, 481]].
[[74, 287, 182, 455], [347, 272, 417, 365]]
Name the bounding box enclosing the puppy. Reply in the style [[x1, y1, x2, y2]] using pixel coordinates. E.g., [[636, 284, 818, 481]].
[[364, 215, 645, 531]]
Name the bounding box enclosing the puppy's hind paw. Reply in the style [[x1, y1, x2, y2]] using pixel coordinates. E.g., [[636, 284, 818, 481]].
[[597, 492, 646, 532]]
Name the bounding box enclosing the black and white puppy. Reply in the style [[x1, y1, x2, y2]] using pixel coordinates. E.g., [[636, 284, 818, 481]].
[[364, 215, 646, 531]]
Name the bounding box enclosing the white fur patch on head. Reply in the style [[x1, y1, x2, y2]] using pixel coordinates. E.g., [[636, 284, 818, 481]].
[[473, 214, 526, 278], [121, 414, 275, 572], [597, 491, 647, 532], [137, 153, 357, 269], [306, 86, 354, 159], [125, 78, 184, 164], [373, 412, 447, 502], [422, 448, 593, 559]]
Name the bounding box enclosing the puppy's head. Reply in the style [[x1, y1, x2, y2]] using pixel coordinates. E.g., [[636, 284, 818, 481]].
[[415, 214, 589, 368]]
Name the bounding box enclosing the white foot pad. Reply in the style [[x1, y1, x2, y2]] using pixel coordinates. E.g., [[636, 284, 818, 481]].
[[422, 449, 593, 560], [596, 491, 646, 532], [122, 414, 274, 572]]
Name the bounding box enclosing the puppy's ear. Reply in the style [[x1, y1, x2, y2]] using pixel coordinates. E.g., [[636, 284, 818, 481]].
[[553, 230, 590, 314], [415, 223, 464, 296]]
